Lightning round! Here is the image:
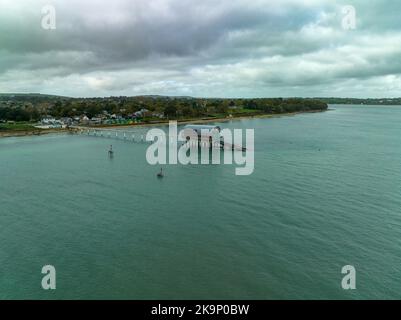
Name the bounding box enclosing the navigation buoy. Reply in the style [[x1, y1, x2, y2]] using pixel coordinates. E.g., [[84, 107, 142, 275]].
[[108, 145, 114, 157]]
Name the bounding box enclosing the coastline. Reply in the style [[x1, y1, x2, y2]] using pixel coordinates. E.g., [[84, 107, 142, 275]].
[[0, 109, 327, 139], [95, 109, 327, 129], [0, 128, 70, 139]]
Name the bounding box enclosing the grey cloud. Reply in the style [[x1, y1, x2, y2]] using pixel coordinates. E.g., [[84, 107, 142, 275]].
[[0, 0, 400, 97]]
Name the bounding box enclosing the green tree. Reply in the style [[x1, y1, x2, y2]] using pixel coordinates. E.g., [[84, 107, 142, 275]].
[[164, 104, 177, 118]]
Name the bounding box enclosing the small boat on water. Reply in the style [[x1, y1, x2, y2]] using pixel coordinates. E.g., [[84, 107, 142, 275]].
[[157, 168, 164, 178]]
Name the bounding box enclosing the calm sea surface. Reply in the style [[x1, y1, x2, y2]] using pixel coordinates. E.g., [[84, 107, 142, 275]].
[[1, 105, 400, 299]]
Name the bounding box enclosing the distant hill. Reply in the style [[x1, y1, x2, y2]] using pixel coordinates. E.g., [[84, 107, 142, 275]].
[[0, 93, 69, 98], [0, 93, 70, 104], [316, 97, 401, 105], [1, 94, 400, 105]]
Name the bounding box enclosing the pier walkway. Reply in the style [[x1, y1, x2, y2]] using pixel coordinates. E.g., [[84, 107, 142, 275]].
[[70, 127, 245, 151]]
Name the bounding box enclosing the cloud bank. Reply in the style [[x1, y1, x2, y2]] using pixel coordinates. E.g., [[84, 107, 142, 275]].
[[0, 0, 400, 97]]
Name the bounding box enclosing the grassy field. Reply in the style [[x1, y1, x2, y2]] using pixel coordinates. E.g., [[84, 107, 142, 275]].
[[0, 122, 41, 132]]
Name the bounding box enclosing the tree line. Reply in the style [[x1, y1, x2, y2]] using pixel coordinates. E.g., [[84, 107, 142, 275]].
[[0, 95, 328, 122]]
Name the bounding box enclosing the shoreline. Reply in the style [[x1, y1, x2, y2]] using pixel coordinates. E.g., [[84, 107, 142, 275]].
[[0, 128, 70, 139], [95, 109, 327, 129], [0, 109, 327, 139]]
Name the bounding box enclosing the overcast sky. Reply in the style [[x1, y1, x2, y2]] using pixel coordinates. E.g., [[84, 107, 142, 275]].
[[0, 0, 400, 98]]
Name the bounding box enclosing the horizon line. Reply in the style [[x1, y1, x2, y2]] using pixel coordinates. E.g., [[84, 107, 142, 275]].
[[1, 92, 401, 100]]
